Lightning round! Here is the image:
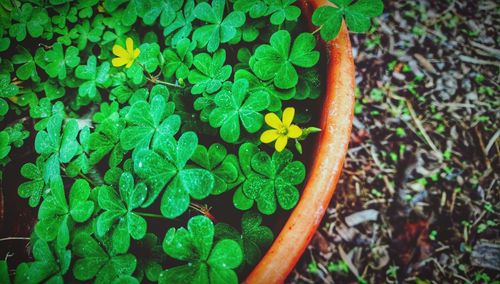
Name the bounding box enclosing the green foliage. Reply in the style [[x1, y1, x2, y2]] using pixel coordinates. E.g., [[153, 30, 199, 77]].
[[193, 0, 246, 52], [215, 211, 273, 266], [242, 148, 306, 214], [160, 215, 243, 284], [251, 30, 319, 89], [312, 0, 384, 41]]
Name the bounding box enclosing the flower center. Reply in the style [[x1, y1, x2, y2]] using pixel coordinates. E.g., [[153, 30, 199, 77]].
[[278, 126, 288, 135]]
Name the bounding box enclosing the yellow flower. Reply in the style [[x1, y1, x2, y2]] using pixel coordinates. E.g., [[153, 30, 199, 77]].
[[112, 37, 140, 68], [260, 107, 302, 152]]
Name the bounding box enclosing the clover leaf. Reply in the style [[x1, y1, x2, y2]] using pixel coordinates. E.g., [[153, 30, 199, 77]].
[[9, 3, 49, 41], [234, 69, 294, 111], [242, 149, 305, 214], [96, 172, 147, 253], [18, 157, 46, 207], [93, 102, 120, 124], [162, 38, 194, 80], [0, 131, 10, 160], [37, 43, 80, 80], [29, 98, 65, 131], [232, 142, 260, 210], [234, 0, 269, 19], [12, 46, 39, 81], [138, 42, 161, 73], [188, 49, 232, 95], [312, 0, 384, 41], [160, 215, 243, 284], [133, 132, 214, 217], [209, 79, 269, 143], [72, 233, 137, 283], [66, 126, 91, 178], [191, 143, 243, 195], [193, 0, 246, 52], [73, 19, 104, 50], [265, 0, 301, 25], [162, 0, 196, 45], [90, 118, 125, 167], [35, 114, 80, 181], [35, 177, 95, 249], [120, 95, 180, 151], [139, 0, 183, 27], [251, 30, 319, 89], [0, 74, 19, 98], [75, 55, 111, 100], [15, 240, 71, 284], [215, 211, 274, 266]]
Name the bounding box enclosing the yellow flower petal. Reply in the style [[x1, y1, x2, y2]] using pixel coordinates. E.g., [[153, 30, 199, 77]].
[[265, 112, 283, 129], [133, 48, 140, 59], [287, 125, 302, 138], [125, 60, 134, 68], [112, 45, 128, 58], [282, 107, 295, 127], [275, 135, 288, 152], [126, 37, 134, 54], [112, 57, 129, 67], [260, 130, 280, 143]]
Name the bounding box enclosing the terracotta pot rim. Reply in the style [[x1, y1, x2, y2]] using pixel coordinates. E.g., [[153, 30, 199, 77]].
[[244, 0, 355, 283]]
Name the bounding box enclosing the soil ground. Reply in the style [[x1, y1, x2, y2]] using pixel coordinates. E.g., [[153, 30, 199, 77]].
[[289, 0, 499, 283]]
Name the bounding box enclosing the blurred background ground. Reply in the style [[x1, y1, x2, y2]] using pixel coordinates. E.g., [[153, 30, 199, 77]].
[[289, 0, 499, 283]]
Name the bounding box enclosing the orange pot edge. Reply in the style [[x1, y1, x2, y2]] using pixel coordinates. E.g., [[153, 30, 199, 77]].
[[244, 0, 355, 282]]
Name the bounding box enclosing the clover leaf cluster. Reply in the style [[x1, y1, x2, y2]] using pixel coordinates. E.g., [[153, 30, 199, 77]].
[[0, 0, 381, 283]]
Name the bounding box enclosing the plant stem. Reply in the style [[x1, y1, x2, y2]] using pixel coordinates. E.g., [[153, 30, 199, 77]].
[[189, 202, 218, 223], [137, 62, 182, 89], [136, 212, 168, 219], [311, 25, 323, 35], [0, 237, 30, 242]]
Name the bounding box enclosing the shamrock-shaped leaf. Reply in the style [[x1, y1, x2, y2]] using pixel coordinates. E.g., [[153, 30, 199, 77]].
[[16, 240, 71, 284], [93, 102, 120, 124], [0, 131, 10, 160], [234, 69, 294, 111], [242, 149, 305, 214], [312, 0, 384, 41], [35, 177, 95, 249], [9, 3, 49, 41], [188, 49, 232, 95], [193, 0, 246, 52], [163, 0, 196, 45], [75, 55, 111, 100], [215, 211, 273, 266], [160, 215, 243, 284], [265, 0, 301, 25], [234, 0, 269, 19], [209, 79, 269, 143], [66, 126, 91, 178], [90, 118, 125, 167], [134, 132, 214, 217], [120, 95, 180, 151], [18, 158, 46, 207], [73, 19, 104, 50], [138, 42, 161, 73], [191, 143, 243, 195], [0, 74, 19, 98], [12, 46, 39, 81], [96, 172, 147, 253], [72, 233, 137, 283], [37, 43, 80, 80], [29, 99, 65, 131], [162, 38, 194, 80], [35, 114, 80, 176], [139, 0, 183, 27], [251, 30, 319, 89]]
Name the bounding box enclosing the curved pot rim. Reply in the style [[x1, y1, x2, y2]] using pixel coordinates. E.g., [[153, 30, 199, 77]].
[[244, 0, 355, 283]]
